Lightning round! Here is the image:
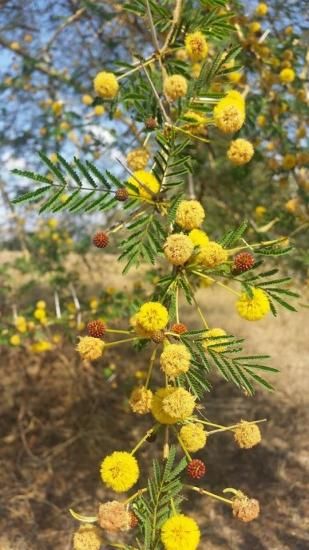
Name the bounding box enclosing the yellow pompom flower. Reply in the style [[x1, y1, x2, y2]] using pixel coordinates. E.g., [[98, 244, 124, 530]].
[[236, 288, 270, 321], [189, 229, 209, 248], [249, 21, 261, 33], [282, 153, 296, 170], [10, 41, 20, 51], [93, 71, 119, 99], [214, 91, 245, 134], [203, 328, 227, 353], [183, 111, 207, 135], [51, 101, 63, 116], [127, 170, 160, 199], [76, 336, 105, 361], [185, 31, 208, 62], [36, 300, 47, 309], [73, 525, 103, 550], [279, 68, 295, 84], [34, 308, 47, 322], [160, 344, 191, 378], [10, 334, 21, 346], [151, 388, 179, 424], [135, 302, 169, 333], [82, 94, 93, 105], [227, 139, 254, 165], [164, 75, 188, 101], [179, 423, 207, 452], [164, 234, 194, 266], [100, 451, 139, 492], [129, 386, 153, 414], [127, 148, 150, 171], [256, 2, 268, 16], [161, 514, 200, 550], [176, 200, 205, 230], [31, 340, 53, 353], [94, 105, 105, 116], [197, 241, 228, 268], [257, 115, 266, 127], [162, 387, 196, 421], [234, 420, 262, 449], [15, 316, 27, 333]]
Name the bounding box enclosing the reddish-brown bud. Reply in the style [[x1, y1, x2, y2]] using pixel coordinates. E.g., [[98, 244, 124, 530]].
[[115, 188, 129, 202], [93, 231, 109, 248], [129, 512, 139, 528], [233, 252, 255, 274], [186, 459, 206, 480], [171, 323, 188, 334], [87, 320, 106, 338]]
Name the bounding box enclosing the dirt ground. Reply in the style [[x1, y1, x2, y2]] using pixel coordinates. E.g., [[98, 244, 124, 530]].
[[0, 255, 309, 550]]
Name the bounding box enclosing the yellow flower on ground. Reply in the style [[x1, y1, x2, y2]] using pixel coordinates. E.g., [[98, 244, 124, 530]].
[[180, 423, 207, 452], [161, 514, 200, 550], [203, 328, 227, 353], [100, 451, 139, 492], [279, 68, 295, 84], [197, 241, 228, 268], [36, 300, 47, 308], [185, 31, 208, 62], [214, 91, 245, 134], [176, 200, 205, 230], [94, 105, 105, 116], [34, 308, 47, 322], [15, 316, 27, 333], [162, 387, 196, 421], [227, 139, 254, 165], [129, 386, 153, 414], [76, 336, 105, 361], [82, 94, 93, 105], [127, 148, 150, 171], [256, 2, 268, 16], [135, 302, 168, 333], [164, 234, 194, 266], [127, 170, 160, 199], [164, 75, 188, 101], [93, 71, 119, 99], [189, 229, 209, 248], [160, 344, 191, 378], [10, 334, 21, 346], [73, 525, 103, 550], [234, 420, 262, 449], [30, 340, 53, 353], [236, 288, 270, 321]]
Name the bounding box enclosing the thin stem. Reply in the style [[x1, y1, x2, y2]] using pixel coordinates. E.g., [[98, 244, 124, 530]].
[[168, 123, 210, 143], [173, 429, 191, 461], [162, 0, 183, 51], [145, 347, 158, 388], [131, 425, 158, 455], [170, 498, 177, 515], [142, 65, 170, 122], [117, 56, 156, 81], [105, 337, 139, 347], [175, 285, 180, 323], [228, 237, 288, 255], [105, 328, 131, 335], [192, 271, 241, 297], [207, 418, 267, 435], [125, 487, 147, 504], [145, 0, 161, 51], [185, 485, 233, 505]]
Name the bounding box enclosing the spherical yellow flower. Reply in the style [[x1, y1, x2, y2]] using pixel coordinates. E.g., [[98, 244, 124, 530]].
[[160, 344, 191, 378], [161, 514, 200, 550], [127, 148, 149, 171], [282, 153, 296, 170], [162, 387, 196, 421], [236, 288, 270, 321], [256, 2, 268, 16], [73, 525, 103, 550], [191, 63, 202, 79], [34, 308, 47, 322], [129, 386, 153, 414], [15, 316, 27, 333], [175, 48, 188, 62], [51, 101, 63, 116], [227, 139, 254, 165], [203, 328, 227, 353], [151, 388, 179, 424], [197, 241, 228, 268], [185, 31, 208, 62], [130, 313, 152, 338], [183, 111, 207, 135], [31, 340, 53, 353], [188, 229, 209, 248], [82, 94, 93, 105], [36, 300, 46, 309], [100, 451, 139, 492], [249, 21, 261, 33], [10, 334, 21, 346], [176, 200, 205, 230], [127, 170, 160, 199], [257, 114, 266, 127], [94, 105, 105, 116], [76, 336, 105, 361], [232, 492, 260, 522], [279, 68, 295, 84], [93, 71, 119, 99], [214, 92, 245, 134], [135, 302, 169, 332], [164, 75, 188, 101], [234, 421, 262, 449], [285, 198, 299, 214], [98, 500, 131, 532], [10, 41, 20, 51], [255, 205, 266, 218], [164, 234, 194, 266], [179, 423, 207, 452]]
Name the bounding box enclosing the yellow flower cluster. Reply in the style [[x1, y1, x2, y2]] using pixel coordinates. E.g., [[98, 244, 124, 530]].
[[15, 315, 27, 333], [76, 336, 105, 360], [189, 228, 209, 247], [100, 451, 139, 492], [161, 514, 200, 550], [185, 31, 208, 62], [127, 148, 150, 171], [197, 241, 228, 268], [256, 2, 268, 16], [282, 153, 296, 170], [33, 300, 48, 325], [183, 111, 207, 136], [227, 139, 254, 165], [93, 71, 119, 99], [10, 334, 21, 346], [160, 344, 191, 378], [164, 233, 194, 266], [151, 387, 195, 424], [30, 340, 53, 353], [134, 302, 169, 334], [176, 200, 205, 230], [234, 421, 262, 449], [129, 386, 153, 414], [164, 75, 188, 101], [127, 170, 160, 199], [203, 328, 227, 353], [279, 67, 295, 84], [236, 288, 270, 321], [82, 94, 93, 105], [214, 91, 245, 134], [73, 525, 103, 550], [179, 422, 207, 452]]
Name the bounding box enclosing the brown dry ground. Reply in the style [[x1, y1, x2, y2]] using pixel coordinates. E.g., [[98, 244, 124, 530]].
[[0, 253, 309, 550]]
